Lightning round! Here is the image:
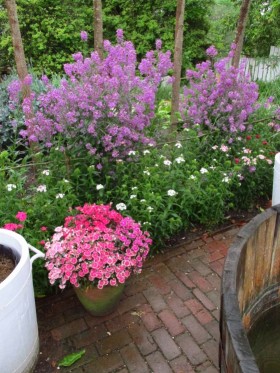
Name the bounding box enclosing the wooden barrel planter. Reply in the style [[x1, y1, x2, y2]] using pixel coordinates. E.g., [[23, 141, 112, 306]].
[[220, 205, 280, 373]]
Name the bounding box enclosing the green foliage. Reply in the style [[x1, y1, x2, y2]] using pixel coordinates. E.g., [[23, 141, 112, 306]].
[[207, 0, 238, 54], [0, 0, 93, 75], [0, 75, 17, 149], [0, 0, 214, 75], [258, 77, 280, 103], [58, 350, 86, 367], [207, 0, 280, 58], [243, 0, 280, 57], [103, 0, 214, 68]]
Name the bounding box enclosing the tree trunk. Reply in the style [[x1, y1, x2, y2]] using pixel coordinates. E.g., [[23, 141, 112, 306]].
[[232, 0, 252, 68], [170, 0, 185, 128], [5, 0, 30, 98], [94, 0, 103, 59]]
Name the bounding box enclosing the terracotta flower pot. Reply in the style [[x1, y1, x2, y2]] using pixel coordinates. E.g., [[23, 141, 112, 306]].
[[73, 283, 125, 316]]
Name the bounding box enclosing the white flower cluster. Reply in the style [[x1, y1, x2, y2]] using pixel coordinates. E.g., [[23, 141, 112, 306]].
[[37, 185, 47, 193], [56, 193, 65, 199], [163, 159, 172, 166], [116, 203, 127, 211], [167, 189, 177, 196], [175, 156, 185, 164], [6, 184, 16, 191]]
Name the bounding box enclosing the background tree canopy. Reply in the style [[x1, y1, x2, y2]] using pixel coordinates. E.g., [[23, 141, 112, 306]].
[[0, 0, 213, 76], [242, 0, 280, 57], [208, 0, 280, 58], [0, 0, 279, 77]]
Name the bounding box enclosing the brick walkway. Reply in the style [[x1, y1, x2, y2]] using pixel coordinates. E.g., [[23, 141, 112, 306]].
[[34, 226, 240, 373]]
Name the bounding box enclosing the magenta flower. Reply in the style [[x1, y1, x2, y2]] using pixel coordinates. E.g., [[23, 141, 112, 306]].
[[155, 39, 162, 50], [206, 45, 218, 57], [15, 211, 27, 222], [11, 31, 172, 160], [3, 223, 22, 231], [80, 31, 88, 41]]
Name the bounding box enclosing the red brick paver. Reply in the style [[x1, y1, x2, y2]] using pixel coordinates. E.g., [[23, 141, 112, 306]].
[[34, 227, 239, 373]]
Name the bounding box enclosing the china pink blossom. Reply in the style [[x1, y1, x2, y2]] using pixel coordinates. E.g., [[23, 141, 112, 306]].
[[45, 203, 152, 290], [3, 223, 22, 231], [15, 211, 27, 222], [220, 144, 229, 152]]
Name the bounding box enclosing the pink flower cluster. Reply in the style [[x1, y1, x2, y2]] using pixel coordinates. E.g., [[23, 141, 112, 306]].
[[45, 204, 152, 290], [3, 211, 27, 231]]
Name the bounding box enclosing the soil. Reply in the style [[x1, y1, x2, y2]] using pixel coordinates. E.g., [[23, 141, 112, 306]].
[[0, 253, 15, 283]]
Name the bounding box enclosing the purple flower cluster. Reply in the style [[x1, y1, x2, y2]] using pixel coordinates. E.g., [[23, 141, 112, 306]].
[[180, 45, 259, 133], [14, 32, 172, 157]]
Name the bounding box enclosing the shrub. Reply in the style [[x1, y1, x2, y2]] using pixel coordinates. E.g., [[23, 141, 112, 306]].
[[9, 31, 172, 162], [180, 44, 259, 133]]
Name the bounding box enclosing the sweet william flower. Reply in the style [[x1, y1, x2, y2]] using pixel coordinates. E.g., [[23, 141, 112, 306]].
[[167, 189, 177, 196], [45, 203, 152, 290], [6, 184, 16, 191], [37, 185, 47, 192], [15, 211, 27, 222], [220, 145, 229, 152], [163, 159, 172, 166], [56, 193, 65, 199], [3, 223, 23, 231], [116, 203, 127, 211], [175, 156, 185, 164]]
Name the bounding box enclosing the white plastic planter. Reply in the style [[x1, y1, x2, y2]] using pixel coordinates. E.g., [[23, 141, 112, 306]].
[[0, 229, 45, 373], [272, 153, 280, 206]]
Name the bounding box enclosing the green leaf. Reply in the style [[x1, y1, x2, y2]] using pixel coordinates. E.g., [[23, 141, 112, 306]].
[[58, 349, 86, 367]]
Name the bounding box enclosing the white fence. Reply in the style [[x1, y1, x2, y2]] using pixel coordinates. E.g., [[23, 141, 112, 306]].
[[242, 46, 280, 82]]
